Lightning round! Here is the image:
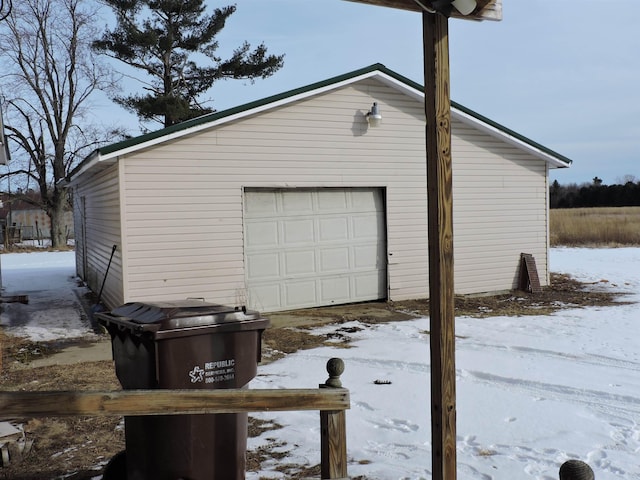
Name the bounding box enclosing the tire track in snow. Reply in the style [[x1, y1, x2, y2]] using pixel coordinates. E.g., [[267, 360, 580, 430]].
[[460, 341, 640, 374], [461, 369, 640, 416]]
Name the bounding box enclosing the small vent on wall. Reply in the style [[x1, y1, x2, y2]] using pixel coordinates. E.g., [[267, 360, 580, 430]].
[[519, 253, 542, 294]]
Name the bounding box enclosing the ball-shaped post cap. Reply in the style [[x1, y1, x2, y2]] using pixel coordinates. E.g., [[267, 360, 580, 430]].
[[325, 358, 345, 388], [559, 460, 595, 480]]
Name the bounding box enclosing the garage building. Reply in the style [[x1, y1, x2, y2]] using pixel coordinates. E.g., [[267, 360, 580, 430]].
[[68, 64, 571, 312]]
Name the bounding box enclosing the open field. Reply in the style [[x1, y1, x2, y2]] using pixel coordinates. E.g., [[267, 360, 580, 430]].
[[550, 206, 640, 246]]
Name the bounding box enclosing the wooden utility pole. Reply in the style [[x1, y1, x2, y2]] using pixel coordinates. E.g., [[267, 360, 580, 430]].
[[423, 11, 457, 480], [337, 3, 500, 480]]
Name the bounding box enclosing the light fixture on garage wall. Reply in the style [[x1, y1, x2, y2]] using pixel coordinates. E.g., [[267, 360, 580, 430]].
[[366, 102, 382, 127]]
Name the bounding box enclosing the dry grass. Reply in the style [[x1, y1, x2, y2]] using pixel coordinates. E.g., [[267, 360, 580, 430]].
[[550, 207, 640, 246]]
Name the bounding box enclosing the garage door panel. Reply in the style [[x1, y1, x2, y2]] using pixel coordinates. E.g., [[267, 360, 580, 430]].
[[352, 214, 382, 239], [354, 272, 385, 297], [318, 190, 348, 211], [283, 250, 316, 276], [318, 217, 349, 242], [320, 276, 351, 303], [282, 191, 313, 213], [245, 188, 387, 312], [320, 247, 350, 272], [245, 191, 278, 215], [246, 222, 279, 247], [352, 189, 381, 209], [283, 219, 315, 244], [285, 280, 317, 306], [353, 244, 380, 269]]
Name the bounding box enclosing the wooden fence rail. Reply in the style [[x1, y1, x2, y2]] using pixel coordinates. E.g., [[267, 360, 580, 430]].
[[0, 357, 597, 480], [0, 358, 350, 480], [0, 388, 349, 417]]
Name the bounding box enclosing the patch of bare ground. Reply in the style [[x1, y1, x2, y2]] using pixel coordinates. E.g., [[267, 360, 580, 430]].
[[0, 272, 630, 479], [393, 273, 630, 320], [0, 362, 123, 480], [261, 327, 328, 362]]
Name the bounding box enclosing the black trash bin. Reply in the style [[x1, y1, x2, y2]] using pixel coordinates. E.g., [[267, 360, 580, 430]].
[[96, 300, 270, 480]]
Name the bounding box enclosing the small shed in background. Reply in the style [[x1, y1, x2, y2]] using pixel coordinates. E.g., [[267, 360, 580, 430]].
[[0, 192, 74, 246]]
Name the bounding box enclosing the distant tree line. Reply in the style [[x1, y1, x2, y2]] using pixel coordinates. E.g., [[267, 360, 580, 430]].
[[550, 176, 640, 208]]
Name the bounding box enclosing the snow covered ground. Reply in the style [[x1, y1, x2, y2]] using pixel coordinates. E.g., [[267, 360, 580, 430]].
[[0, 250, 98, 342], [247, 248, 640, 480], [1, 247, 639, 480]]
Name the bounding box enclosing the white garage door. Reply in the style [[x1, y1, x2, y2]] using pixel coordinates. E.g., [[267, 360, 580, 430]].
[[244, 188, 387, 312]]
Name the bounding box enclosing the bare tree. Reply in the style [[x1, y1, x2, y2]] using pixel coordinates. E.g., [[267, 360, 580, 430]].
[[0, 0, 11, 21], [616, 174, 637, 185], [0, 0, 117, 247]]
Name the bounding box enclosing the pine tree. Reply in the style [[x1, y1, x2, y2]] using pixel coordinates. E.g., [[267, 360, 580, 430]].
[[93, 0, 284, 128]]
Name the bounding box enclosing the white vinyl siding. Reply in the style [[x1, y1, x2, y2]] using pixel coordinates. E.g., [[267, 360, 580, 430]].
[[72, 74, 554, 311], [117, 80, 430, 309], [452, 118, 549, 294], [72, 164, 123, 308]]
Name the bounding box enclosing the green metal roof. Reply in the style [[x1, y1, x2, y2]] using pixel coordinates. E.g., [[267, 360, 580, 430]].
[[78, 63, 572, 173]]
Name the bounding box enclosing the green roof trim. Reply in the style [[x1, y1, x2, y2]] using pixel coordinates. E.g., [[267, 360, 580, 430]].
[[373, 65, 573, 166], [450, 102, 573, 166], [89, 62, 572, 167]]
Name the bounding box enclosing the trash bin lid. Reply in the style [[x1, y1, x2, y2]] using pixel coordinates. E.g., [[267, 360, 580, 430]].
[[98, 300, 267, 335]]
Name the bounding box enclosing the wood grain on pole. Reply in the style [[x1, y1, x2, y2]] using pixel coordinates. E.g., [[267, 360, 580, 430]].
[[423, 11, 457, 480], [320, 409, 348, 479]]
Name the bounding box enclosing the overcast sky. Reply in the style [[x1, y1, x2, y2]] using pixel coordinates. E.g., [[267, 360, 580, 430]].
[[100, 0, 640, 186]]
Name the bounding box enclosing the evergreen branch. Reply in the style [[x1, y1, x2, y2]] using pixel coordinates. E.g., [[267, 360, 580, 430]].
[[93, 0, 283, 127]]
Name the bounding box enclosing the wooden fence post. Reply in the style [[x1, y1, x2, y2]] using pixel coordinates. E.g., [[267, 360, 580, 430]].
[[320, 358, 348, 480]]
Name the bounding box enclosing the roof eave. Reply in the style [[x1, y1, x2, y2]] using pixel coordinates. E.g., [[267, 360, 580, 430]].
[[92, 64, 392, 161], [364, 67, 574, 169], [99, 69, 395, 161], [67, 149, 117, 185], [451, 106, 572, 168], [77, 63, 572, 173]]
